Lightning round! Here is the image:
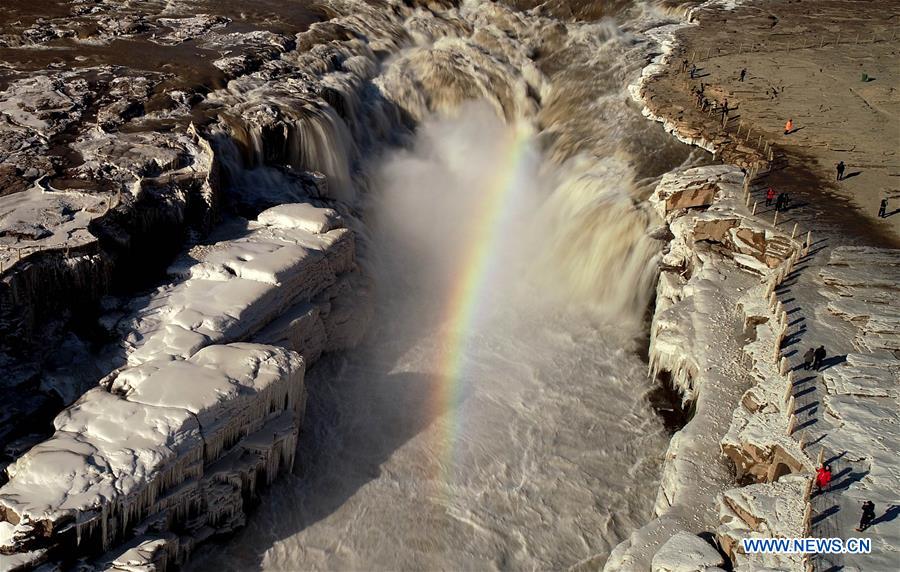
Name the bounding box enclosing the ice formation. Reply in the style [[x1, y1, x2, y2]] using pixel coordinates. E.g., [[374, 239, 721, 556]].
[[0, 343, 305, 568], [650, 531, 726, 572], [0, 198, 369, 568], [717, 475, 808, 570], [607, 165, 814, 570]]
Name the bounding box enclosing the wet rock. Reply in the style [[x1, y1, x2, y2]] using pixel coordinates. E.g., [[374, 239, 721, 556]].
[[95, 15, 150, 38], [692, 218, 738, 243], [96, 75, 156, 130], [664, 183, 717, 212], [156, 15, 231, 45]]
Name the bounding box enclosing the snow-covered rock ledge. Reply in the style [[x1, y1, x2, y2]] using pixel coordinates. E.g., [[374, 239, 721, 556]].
[[0, 343, 305, 570], [606, 165, 809, 570], [0, 202, 371, 570]]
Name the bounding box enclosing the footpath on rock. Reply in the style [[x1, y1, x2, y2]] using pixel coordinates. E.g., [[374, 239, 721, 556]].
[[606, 1, 899, 570]]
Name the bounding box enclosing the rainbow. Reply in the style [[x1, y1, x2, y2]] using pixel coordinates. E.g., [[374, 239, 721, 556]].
[[430, 123, 534, 483]]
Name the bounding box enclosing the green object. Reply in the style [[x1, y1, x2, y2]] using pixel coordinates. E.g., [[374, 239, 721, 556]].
[[861, 73, 869, 82]]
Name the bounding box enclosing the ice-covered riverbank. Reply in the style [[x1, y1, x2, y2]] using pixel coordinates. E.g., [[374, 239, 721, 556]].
[[610, 0, 900, 568]]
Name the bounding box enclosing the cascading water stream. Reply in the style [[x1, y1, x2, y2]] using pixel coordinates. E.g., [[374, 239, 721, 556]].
[[183, 0, 702, 568], [191, 102, 675, 570]]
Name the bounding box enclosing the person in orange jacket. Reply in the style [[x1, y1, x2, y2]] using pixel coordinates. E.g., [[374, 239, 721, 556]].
[[816, 465, 832, 491], [784, 118, 794, 134]]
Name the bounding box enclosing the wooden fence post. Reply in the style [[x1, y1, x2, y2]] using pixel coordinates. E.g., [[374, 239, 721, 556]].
[[773, 209, 779, 227], [803, 503, 812, 532], [791, 223, 798, 239]]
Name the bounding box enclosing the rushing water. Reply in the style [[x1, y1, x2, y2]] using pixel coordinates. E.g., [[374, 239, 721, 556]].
[[183, 0, 700, 568], [194, 108, 670, 571]]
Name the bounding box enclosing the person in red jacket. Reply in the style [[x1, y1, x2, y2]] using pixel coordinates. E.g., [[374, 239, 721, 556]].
[[816, 465, 832, 491], [766, 187, 776, 207]]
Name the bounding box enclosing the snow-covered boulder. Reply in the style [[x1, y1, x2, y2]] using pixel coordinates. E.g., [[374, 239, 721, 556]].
[[256, 203, 342, 234]]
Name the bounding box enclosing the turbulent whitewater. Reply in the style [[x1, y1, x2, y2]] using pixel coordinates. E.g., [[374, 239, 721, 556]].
[[189, 0, 698, 567], [0, 0, 702, 569], [194, 101, 675, 569]]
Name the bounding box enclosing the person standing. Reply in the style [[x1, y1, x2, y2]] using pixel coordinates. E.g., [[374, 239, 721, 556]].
[[856, 501, 876, 532], [815, 465, 832, 492], [776, 192, 789, 212], [813, 345, 827, 370], [784, 118, 794, 134], [880, 197, 888, 218], [803, 347, 816, 370], [690, 64, 697, 79], [766, 187, 776, 207], [836, 161, 845, 181], [739, 68, 747, 82]]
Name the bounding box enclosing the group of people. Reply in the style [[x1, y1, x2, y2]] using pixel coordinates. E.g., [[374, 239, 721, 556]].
[[681, 54, 894, 549], [802, 345, 828, 370], [807, 349, 880, 533], [690, 84, 731, 123], [683, 62, 892, 222], [815, 465, 879, 532], [765, 187, 790, 212], [676, 54, 896, 550]]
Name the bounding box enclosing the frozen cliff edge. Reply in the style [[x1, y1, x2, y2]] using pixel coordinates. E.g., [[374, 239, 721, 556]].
[[604, 165, 812, 571], [0, 201, 371, 570], [610, 0, 900, 566]]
